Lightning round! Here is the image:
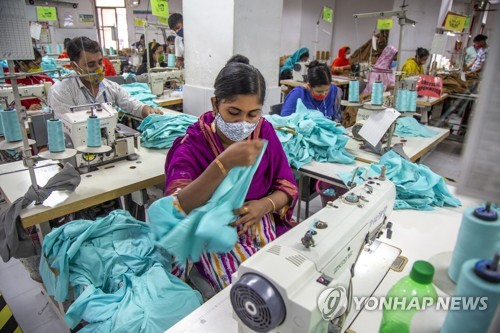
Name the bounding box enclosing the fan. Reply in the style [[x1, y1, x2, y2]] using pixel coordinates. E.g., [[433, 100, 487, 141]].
[[128, 0, 140, 8]]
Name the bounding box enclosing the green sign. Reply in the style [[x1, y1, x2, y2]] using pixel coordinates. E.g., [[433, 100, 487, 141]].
[[464, 16, 471, 29], [37, 7, 57, 21], [152, 0, 169, 18], [158, 16, 168, 25], [323, 6, 333, 23], [377, 18, 393, 30]]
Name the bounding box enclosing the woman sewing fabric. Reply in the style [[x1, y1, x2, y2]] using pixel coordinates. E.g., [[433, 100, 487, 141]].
[[136, 41, 167, 75], [164, 58, 298, 293], [361, 45, 398, 97], [331, 46, 352, 75], [281, 61, 343, 122], [401, 47, 429, 78], [279, 47, 309, 80]]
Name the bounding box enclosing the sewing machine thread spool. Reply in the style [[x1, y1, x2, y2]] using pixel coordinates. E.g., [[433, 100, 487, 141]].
[[407, 90, 417, 112], [109, 47, 116, 55], [396, 89, 407, 111], [102, 47, 108, 56], [45, 44, 52, 54], [371, 81, 384, 106], [47, 119, 65, 153], [167, 54, 176, 67], [441, 257, 500, 333], [56, 44, 63, 54], [86, 116, 102, 147], [349, 80, 360, 102], [0, 109, 22, 142], [0, 109, 4, 135], [448, 205, 499, 283]]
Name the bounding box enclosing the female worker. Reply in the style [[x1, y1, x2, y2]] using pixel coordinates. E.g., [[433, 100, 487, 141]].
[[401, 47, 429, 78], [331, 46, 352, 75], [136, 41, 167, 75], [164, 58, 298, 293], [281, 60, 343, 122], [279, 47, 309, 80], [362, 45, 398, 96]]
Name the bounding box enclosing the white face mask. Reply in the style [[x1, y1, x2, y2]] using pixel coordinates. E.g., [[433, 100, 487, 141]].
[[346, 54, 351, 60], [216, 113, 259, 142]]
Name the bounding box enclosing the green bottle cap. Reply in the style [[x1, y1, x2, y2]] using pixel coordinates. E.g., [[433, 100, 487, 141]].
[[410, 260, 435, 284]]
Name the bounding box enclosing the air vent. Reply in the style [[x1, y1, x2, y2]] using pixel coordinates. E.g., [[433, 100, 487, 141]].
[[285, 254, 306, 267], [266, 245, 281, 256]]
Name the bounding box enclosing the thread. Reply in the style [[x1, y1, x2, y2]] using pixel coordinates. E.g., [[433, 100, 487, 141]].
[[102, 47, 108, 56], [109, 47, 116, 55], [349, 80, 360, 102], [441, 258, 500, 333], [396, 90, 409, 112], [0, 109, 4, 135], [56, 44, 63, 54], [371, 81, 384, 106], [0, 109, 22, 142], [46, 44, 52, 54], [86, 116, 102, 147], [408, 90, 417, 112], [448, 206, 500, 283], [167, 54, 176, 67], [47, 119, 65, 153]]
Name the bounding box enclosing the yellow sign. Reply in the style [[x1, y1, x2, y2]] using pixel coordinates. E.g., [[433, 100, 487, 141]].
[[158, 16, 169, 25], [377, 18, 393, 30], [443, 12, 467, 32], [36, 7, 57, 21], [152, 0, 169, 18], [134, 18, 145, 27], [323, 7, 333, 23]]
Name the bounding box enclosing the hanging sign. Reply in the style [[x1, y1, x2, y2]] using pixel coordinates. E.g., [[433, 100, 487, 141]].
[[134, 18, 145, 27], [377, 18, 393, 30], [158, 16, 169, 25], [416, 75, 443, 98], [443, 12, 467, 32], [36, 7, 57, 21], [323, 7, 333, 23], [464, 16, 472, 29], [152, 0, 169, 18]]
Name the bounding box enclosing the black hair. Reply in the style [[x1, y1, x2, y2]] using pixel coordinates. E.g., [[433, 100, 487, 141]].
[[15, 47, 42, 67], [226, 54, 250, 65], [168, 13, 183, 30], [416, 47, 429, 58], [473, 34, 487, 42], [306, 60, 331, 87], [63, 38, 72, 50], [300, 52, 310, 60], [214, 62, 266, 105], [142, 41, 164, 66], [67, 37, 101, 62], [140, 34, 145, 40], [167, 35, 176, 43]]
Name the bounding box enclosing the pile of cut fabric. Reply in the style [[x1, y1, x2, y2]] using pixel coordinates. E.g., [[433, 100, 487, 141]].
[[40, 210, 202, 333], [41, 56, 74, 79], [138, 113, 197, 149], [265, 99, 355, 168], [338, 150, 461, 210], [395, 117, 438, 138], [120, 82, 159, 108]]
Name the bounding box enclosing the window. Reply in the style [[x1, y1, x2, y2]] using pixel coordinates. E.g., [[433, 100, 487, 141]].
[[95, 0, 125, 7], [96, 7, 129, 51]]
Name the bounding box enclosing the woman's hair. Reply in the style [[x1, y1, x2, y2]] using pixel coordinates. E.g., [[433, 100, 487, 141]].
[[214, 60, 266, 105], [307, 60, 331, 87], [15, 47, 42, 67], [416, 47, 429, 59], [167, 35, 176, 43], [142, 41, 163, 66], [226, 54, 250, 65]]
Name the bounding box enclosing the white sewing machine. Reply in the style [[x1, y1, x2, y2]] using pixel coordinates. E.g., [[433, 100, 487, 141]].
[[59, 102, 139, 171], [231, 176, 396, 333], [149, 69, 184, 96], [293, 61, 309, 82], [0, 83, 51, 109]]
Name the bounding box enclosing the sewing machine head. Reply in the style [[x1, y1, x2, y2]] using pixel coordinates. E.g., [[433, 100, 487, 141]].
[[231, 178, 396, 333], [293, 62, 309, 82], [149, 69, 184, 96]]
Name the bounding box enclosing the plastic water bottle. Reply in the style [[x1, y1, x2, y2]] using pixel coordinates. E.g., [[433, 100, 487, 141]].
[[379, 260, 438, 333]]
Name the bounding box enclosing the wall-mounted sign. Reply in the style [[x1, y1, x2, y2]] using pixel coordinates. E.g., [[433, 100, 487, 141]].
[[37, 7, 57, 21], [79, 14, 94, 23]]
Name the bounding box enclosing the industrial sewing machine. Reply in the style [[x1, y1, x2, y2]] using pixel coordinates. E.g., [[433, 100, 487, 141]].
[[293, 61, 309, 82], [0, 83, 51, 110], [59, 102, 139, 172], [149, 69, 184, 96], [231, 175, 396, 333]]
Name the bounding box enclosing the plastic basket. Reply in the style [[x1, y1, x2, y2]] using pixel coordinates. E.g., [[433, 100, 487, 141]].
[[315, 180, 347, 207]]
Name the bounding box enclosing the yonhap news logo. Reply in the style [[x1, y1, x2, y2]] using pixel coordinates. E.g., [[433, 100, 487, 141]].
[[317, 286, 348, 320]]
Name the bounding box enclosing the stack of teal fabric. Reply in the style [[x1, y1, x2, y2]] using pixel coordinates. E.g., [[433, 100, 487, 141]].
[[41, 56, 74, 79], [39, 210, 202, 333], [120, 82, 159, 108], [265, 99, 355, 168], [338, 150, 461, 210], [395, 117, 438, 137], [137, 113, 197, 149]]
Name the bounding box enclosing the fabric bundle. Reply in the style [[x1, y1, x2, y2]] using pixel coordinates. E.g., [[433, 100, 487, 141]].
[[395, 117, 438, 138], [41, 56, 74, 78], [137, 113, 197, 149], [120, 82, 159, 108], [338, 150, 461, 210], [265, 99, 355, 168], [40, 210, 202, 332]]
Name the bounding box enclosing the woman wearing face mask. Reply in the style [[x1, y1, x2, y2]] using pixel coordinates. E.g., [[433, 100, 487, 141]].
[[4, 47, 54, 111], [164, 57, 298, 293], [281, 60, 343, 122], [135, 41, 167, 75], [361, 45, 398, 98], [401, 47, 429, 78], [331, 46, 352, 75]]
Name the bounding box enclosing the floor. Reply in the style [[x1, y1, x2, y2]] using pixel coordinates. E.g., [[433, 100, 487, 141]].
[[0, 138, 463, 332]]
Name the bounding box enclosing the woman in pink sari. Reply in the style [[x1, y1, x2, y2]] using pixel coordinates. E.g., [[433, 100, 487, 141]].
[[164, 58, 298, 294], [362, 45, 398, 96]]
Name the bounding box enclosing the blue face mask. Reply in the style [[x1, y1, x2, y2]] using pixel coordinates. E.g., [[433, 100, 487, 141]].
[[176, 28, 184, 38], [391, 61, 397, 69]]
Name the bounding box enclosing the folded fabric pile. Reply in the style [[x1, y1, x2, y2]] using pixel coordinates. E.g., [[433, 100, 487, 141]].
[[338, 150, 461, 210], [41, 56, 74, 79], [137, 113, 197, 149], [395, 117, 438, 138], [40, 210, 202, 332], [120, 82, 159, 108], [265, 99, 355, 168]]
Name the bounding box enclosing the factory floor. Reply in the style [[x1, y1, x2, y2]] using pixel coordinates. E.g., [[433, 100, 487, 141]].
[[0, 137, 463, 332]]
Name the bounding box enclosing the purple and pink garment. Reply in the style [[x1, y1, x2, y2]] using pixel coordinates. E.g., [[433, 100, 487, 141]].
[[362, 45, 398, 94]]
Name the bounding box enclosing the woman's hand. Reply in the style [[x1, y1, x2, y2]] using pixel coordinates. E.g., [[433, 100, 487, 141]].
[[28, 104, 42, 111], [218, 140, 265, 170], [230, 199, 271, 239]]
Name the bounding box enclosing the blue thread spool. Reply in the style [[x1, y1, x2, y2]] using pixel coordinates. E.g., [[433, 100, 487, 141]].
[[349, 80, 360, 103], [0, 109, 22, 142], [47, 119, 66, 153], [86, 116, 102, 147], [371, 81, 383, 106], [56, 44, 63, 54], [46, 44, 52, 54], [102, 47, 108, 56], [0, 109, 4, 135], [396, 90, 408, 112], [167, 54, 176, 67], [448, 205, 499, 283], [441, 257, 500, 333], [408, 90, 417, 112], [109, 47, 116, 55]]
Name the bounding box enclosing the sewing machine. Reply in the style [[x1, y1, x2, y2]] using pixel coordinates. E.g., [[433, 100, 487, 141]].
[[0, 83, 51, 109], [149, 69, 184, 96], [293, 61, 309, 82], [231, 176, 396, 333], [59, 102, 139, 171]]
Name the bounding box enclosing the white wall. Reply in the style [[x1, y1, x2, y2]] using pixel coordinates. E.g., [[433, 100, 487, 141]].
[[280, 0, 302, 55], [299, 0, 335, 58]]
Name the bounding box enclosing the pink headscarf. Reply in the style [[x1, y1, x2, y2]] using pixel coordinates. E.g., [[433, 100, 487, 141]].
[[363, 45, 398, 94]]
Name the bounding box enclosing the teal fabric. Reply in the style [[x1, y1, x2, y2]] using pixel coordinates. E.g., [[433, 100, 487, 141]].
[[137, 113, 197, 149], [39, 210, 202, 332], [337, 150, 461, 210], [120, 82, 159, 108], [41, 56, 74, 79], [265, 99, 355, 168], [395, 117, 438, 138], [280, 47, 309, 73], [148, 141, 268, 264]]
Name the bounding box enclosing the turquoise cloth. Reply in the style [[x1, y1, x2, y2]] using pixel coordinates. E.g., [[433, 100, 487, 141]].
[[280, 47, 309, 73], [40, 210, 201, 331], [137, 113, 197, 149], [120, 82, 159, 108], [41, 56, 74, 79], [265, 99, 355, 168], [338, 150, 461, 210], [395, 117, 438, 138], [148, 142, 268, 264]]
